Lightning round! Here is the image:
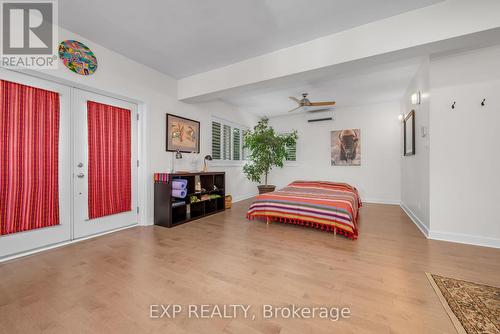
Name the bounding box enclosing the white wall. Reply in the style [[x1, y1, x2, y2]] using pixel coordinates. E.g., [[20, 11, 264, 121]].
[[154, 99, 259, 202], [428, 45, 500, 248], [32, 26, 258, 225], [22, 19, 500, 250], [268, 102, 401, 204], [400, 59, 431, 233]]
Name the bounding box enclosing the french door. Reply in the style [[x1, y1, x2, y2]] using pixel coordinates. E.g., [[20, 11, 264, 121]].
[[0, 69, 72, 258], [72, 89, 138, 239], [0, 70, 139, 259]]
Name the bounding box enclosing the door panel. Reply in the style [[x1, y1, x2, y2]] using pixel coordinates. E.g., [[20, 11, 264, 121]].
[[72, 89, 138, 238], [0, 69, 72, 258]]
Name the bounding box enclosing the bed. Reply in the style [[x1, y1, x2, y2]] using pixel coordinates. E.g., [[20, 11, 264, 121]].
[[246, 181, 362, 239]]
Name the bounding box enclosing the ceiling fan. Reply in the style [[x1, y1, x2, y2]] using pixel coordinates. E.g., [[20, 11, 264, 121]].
[[288, 93, 336, 113]]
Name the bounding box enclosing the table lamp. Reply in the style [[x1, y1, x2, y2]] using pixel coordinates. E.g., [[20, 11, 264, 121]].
[[203, 154, 212, 172]]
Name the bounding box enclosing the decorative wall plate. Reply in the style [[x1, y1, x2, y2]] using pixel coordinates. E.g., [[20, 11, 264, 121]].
[[58, 40, 98, 75]]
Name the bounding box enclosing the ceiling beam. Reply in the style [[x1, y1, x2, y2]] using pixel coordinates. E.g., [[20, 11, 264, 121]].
[[178, 0, 500, 101]]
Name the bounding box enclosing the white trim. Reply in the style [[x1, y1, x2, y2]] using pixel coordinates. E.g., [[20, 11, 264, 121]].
[[0, 67, 148, 255], [0, 224, 138, 263], [71, 89, 139, 238], [428, 230, 500, 249], [400, 203, 429, 237], [10, 68, 143, 104], [363, 198, 401, 205], [232, 193, 257, 203], [211, 160, 244, 167], [400, 203, 500, 248], [138, 103, 149, 226], [230, 195, 401, 206], [0, 68, 73, 258]]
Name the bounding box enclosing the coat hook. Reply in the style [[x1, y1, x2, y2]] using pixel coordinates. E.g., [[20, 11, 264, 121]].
[[481, 98, 486, 106], [451, 101, 456, 109]]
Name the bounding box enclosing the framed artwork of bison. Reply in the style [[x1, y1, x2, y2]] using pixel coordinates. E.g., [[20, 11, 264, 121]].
[[331, 129, 361, 166]]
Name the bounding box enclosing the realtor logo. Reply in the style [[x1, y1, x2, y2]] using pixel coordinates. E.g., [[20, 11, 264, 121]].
[[1, 0, 58, 68]]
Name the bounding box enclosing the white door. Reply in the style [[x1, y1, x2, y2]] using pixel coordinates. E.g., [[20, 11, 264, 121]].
[[72, 89, 138, 239], [0, 69, 72, 258]]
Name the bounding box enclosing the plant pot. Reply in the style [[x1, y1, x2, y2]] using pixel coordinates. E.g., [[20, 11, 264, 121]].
[[257, 185, 276, 194]]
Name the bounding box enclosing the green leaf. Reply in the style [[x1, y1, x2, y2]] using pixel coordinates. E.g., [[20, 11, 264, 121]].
[[242, 118, 298, 185]]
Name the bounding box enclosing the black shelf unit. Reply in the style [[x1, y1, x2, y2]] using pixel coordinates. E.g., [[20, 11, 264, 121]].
[[154, 172, 225, 228]]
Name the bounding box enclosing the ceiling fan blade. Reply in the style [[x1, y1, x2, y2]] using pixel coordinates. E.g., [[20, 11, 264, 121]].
[[288, 106, 302, 113], [310, 101, 336, 106], [289, 96, 301, 103]]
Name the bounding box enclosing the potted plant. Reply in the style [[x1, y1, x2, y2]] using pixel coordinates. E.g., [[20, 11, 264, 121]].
[[243, 118, 298, 194]]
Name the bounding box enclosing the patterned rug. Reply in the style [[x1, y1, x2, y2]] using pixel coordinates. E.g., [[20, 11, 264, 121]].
[[426, 273, 500, 334]]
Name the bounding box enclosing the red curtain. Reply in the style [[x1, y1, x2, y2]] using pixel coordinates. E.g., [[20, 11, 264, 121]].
[[87, 101, 131, 219], [0, 80, 60, 235]]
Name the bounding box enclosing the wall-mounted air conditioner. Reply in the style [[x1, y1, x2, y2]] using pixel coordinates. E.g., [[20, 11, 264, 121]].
[[306, 110, 334, 123]]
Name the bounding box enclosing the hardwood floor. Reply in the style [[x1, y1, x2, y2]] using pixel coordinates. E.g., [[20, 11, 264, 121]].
[[0, 200, 499, 333]]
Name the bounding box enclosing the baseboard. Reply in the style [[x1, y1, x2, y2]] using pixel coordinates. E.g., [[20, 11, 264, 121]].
[[232, 195, 400, 206], [400, 204, 499, 248], [363, 198, 400, 205], [400, 203, 429, 237], [0, 224, 139, 263], [232, 193, 257, 203], [428, 230, 500, 249]]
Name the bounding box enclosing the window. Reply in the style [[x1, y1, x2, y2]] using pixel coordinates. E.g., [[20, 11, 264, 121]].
[[222, 124, 231, 160], [211, 121, 221, 160], [233, 128, 241, 160], [211, 118, 247, 162], [285, 142, 297, 161], [283, 132, 297, 162]]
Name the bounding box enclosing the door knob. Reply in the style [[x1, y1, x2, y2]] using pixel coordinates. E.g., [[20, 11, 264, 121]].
[[77, 162, 84, 167], [77, 173, 85, 178]]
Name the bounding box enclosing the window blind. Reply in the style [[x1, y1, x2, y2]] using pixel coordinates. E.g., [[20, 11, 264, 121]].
[[285, 141, 297, 161], [211, 121, 221, 160], [233, 128, 241, 160], [211, 118, 247, 162], [222, 124, 231, 160]]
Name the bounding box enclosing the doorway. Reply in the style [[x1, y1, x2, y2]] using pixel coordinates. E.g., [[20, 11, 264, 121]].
[[0, 69, 139, 259]]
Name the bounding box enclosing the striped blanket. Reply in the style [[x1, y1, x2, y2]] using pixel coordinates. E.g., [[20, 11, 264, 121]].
[[247, 181, 362, 239]]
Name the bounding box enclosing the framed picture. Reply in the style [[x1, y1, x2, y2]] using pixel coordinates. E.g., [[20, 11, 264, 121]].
[[166, 114, 200, 153], [404, 110, 415, 156], [331, 129, 361, 166]]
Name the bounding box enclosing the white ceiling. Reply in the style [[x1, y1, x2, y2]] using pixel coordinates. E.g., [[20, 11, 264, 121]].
[[220, 57, 422, 117], [59, 0, 442, 78]]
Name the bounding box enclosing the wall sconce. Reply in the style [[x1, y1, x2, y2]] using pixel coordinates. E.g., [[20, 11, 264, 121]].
[[411, 91, 421, 105], [421, 126, 428, 138]]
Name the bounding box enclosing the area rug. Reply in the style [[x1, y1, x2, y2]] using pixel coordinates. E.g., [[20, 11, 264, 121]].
[[426, 273, 500, 334]]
